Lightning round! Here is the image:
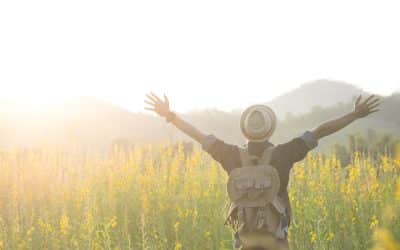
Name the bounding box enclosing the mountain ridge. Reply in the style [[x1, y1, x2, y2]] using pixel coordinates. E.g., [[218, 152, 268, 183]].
[[0, 79, 398, 149], [266, 79, 364, 118]]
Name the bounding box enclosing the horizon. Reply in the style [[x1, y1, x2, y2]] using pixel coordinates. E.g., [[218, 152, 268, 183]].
[[0, 79, 398, 113]]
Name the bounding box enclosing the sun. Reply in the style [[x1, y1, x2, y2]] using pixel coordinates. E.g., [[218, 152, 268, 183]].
[[2, 85, 71, 113]]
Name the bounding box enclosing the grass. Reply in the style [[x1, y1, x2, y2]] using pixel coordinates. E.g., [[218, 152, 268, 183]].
[[0, 145, 399, 249]]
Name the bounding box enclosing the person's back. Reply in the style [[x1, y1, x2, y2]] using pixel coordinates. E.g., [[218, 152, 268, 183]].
[[201, 105, 318, 249], [144, 92, 380, 250]]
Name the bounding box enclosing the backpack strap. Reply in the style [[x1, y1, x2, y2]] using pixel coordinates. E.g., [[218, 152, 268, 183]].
[[239, 146, 274, 166], [260, 147, 274, 165], [272, 196, 289, 239], [239, 148, 258, 166]]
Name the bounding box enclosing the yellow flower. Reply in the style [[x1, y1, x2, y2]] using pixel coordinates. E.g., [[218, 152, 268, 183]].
[[370, 215, 379, 229], [396, 178, 400, 201], [327, 232, 334, 241], [310, 231, 317, 243], [371, 228, 400, 250], [381, 156, 394, 173], [174, 222, 180, 232], [60, 213, 70, 235], [174, 242, 183, 250], [109, 216, 118, 228], [395, 144, 400, 167]]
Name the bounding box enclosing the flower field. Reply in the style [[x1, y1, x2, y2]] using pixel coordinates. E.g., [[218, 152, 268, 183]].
[[0, 145, 400, 250]]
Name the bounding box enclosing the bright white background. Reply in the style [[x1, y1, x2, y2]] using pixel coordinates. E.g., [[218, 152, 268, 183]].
[[0, 0, 399, 112]]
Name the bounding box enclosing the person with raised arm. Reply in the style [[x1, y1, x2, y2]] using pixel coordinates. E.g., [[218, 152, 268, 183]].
[[145, 92, 380, 250]]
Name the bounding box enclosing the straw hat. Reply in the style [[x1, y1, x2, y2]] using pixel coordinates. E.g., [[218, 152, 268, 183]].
[[240, 105, 277, 142]]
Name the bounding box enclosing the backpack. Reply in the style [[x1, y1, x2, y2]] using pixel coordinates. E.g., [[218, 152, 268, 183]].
[[225, 146, 289, 249]]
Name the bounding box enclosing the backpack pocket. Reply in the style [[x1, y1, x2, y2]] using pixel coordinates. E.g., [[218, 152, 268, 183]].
[[228, 165, 280, 207]]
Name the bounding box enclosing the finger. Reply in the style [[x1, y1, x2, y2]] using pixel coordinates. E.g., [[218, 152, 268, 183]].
[[146, 94, 158, 103], [366, 98, 380, 107], [150, 92, 163, 103], [144, 107, 155, 111], [367, 98, 380, 106], [355, 95, 362, 105], [164, 94, 169, 106], [368, 103, 381, 110], [144, 100, 155, 106], [362, 95, 375, 105], [368, 109, 380, 114]]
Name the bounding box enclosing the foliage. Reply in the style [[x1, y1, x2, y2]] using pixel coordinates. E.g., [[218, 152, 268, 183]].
[[333, 129, 400, 166], [0, 146, 400, 249]]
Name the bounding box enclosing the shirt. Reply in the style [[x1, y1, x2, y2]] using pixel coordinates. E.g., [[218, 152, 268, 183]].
[[201, 131, 319, 217]]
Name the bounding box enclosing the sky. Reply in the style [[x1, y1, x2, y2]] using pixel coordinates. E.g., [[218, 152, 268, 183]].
[[0, 0, 399, 112]]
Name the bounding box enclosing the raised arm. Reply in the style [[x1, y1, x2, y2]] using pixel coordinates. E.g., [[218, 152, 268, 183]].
[[144, 92, 207, 144], [311, 95, 381, 140]]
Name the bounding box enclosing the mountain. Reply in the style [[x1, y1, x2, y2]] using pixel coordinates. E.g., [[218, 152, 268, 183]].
[[267, 79, 363, 118], [0, 97, 167, 149], [274, 93, 400, 150], [0, 80, 398, 150]]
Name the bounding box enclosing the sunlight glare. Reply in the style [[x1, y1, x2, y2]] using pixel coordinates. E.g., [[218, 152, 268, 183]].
[[2, 84, 71, 113]]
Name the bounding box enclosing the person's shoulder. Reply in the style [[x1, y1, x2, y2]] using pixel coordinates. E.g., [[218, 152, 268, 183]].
[[201, 134, 219, 152], [272, 131, 319, 164], [200, 134, 241, 173], [275, 131, 319, 151], [201, 134, 241, 152]]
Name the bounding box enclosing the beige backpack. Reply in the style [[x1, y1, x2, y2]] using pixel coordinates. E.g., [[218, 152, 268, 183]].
[[226, 146, 289, 249]]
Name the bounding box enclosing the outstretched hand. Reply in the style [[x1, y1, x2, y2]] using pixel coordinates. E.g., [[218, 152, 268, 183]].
[[144, 92, 170, 117], [353, 95, 381, 118], [311, 94, 382, 140]]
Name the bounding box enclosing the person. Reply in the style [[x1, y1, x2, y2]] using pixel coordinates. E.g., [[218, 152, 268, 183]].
[[144, 92, 381, 250]]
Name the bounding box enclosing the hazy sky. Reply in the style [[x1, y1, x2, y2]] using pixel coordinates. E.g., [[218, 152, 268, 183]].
[[1, 0, 399, 112]]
